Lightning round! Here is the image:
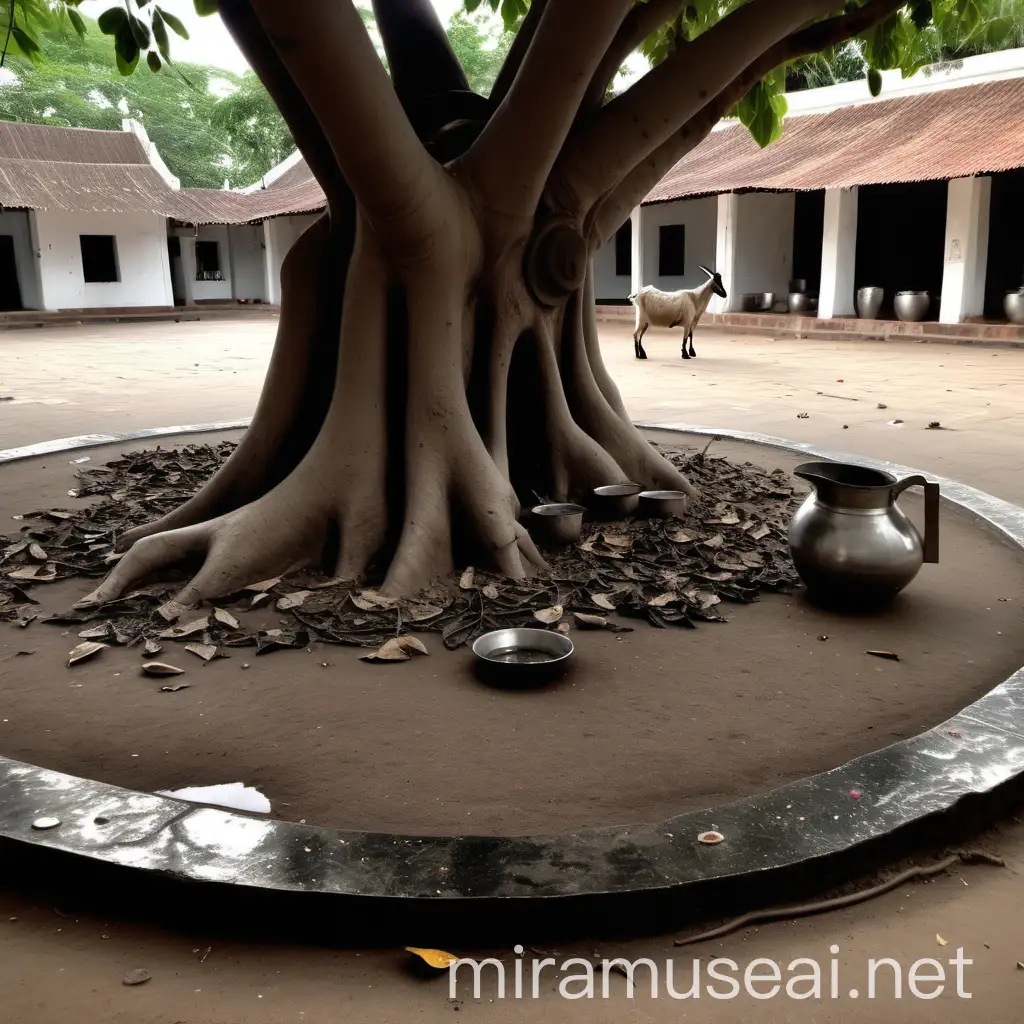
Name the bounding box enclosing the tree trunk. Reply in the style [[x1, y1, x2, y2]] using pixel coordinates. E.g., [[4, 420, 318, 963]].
[[82, 0, 901, 608]]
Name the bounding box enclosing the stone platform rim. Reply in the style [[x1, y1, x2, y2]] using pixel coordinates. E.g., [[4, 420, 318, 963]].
[[2, 421, 1024, 902]]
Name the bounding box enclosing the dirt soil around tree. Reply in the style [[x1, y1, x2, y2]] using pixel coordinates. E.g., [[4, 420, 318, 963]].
[[3, 432, 1024, 836]]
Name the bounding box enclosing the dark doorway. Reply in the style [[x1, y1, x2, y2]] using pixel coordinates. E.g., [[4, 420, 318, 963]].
[[614, 222, 632, 277], [792, 190, 825, 293], [984, 168, 1024, 318], [658, 224, 686, 277], [0, 235, 23, 311], [855, 181, 947, 320]]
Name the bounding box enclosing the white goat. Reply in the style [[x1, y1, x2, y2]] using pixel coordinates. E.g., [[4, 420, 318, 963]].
[[629, 265, 728, 360]]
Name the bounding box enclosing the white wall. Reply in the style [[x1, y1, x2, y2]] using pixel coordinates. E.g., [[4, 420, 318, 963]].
[[592, 197, 718, 301], [192, 223, 233, 302], [32, 209, 173, 310], [228, 223, 267, 302], [731, 192, 796, 303], [263, 213, 319, 306], [0, 209, 42, 309]]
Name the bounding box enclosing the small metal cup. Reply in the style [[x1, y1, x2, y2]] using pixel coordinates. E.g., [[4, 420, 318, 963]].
[[638, 490, 690, 518], [591, 483, 642, 520], [529, 503, 586, 546]]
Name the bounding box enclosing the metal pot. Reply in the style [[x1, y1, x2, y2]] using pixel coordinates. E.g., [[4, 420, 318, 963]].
[[756, 292, 776, 311], [788, 292, 817, 315], [638, 490, 689, 519], [856, 286, 884, 320], [789, 278, 808, 293], [472, 628, 574, 688], [894, 291, 931, 323], [591, 483, 642, 520], [529, 503, 586, 546], [788, 461, 940, 606], [1005, 289, 1024, 326]]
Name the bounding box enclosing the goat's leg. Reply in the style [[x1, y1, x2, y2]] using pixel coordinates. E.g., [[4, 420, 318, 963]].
[[688, 331, 697, 358], [681, 328, 691, 360], [635, 322, 649, 360]]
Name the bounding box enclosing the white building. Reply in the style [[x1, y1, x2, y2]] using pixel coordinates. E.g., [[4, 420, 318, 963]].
[[0, 118, 321, 315], [596, 48, 1024, 327]]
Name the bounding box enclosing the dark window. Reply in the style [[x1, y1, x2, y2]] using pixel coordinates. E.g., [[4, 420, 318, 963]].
[[658, 224, 686, 276], [614, 222, 632, 276], [79, 235, 119, 283], [196, 240, 222, 280]]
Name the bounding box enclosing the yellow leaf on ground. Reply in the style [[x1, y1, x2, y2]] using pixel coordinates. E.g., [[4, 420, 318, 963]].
[[406, 947, 459, 969]]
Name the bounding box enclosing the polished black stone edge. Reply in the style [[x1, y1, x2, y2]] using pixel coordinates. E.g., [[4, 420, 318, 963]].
[[2, 422, 1024, 901]]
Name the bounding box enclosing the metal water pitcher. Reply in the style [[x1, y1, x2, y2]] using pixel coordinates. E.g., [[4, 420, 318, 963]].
[[788, 461, 940, 604]]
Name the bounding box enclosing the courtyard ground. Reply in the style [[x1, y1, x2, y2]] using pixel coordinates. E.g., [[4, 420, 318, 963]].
[[2, 316, 1024, 1022], [2, 314, 1023, 504]]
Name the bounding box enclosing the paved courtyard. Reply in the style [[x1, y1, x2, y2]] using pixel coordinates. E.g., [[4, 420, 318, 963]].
[[2, 314, 1024, 504]]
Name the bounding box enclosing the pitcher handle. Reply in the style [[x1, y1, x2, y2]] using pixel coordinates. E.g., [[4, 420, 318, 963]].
[[892, 475, 940, 564]]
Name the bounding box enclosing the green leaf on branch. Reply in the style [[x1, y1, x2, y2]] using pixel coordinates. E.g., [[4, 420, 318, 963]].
[[10, 26, 42, 66], [129, 14, 151, 48], [97, 6, 128, 36], [156, 6, 189, 39], [147, 49, 161, 72], [867, 67, 883, 96], [193, 0, 218, 15], [151, 8, 170, 59], [114, 23, 139, 75], [67, 8, 87, 39]]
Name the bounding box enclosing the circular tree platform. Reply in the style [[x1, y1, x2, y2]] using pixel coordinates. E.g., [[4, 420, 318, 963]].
[[4, 431, 1023, 839]]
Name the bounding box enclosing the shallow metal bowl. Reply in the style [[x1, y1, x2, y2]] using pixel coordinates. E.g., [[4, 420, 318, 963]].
[[591, 482, 642, 519], [638, 489, 690, 518], [529, 503, 586, 546], [472, 628, 575, 687], [755, 291, 776, 311]]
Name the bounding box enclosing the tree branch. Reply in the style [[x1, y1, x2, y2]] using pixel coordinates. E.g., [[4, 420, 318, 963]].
[[488, 0, 548, 107], [218, 0, 348, 204], [461, 0, 632, 219], [249, 0, 451, 252], [582, 0, 684, 111], [560, 0, 844, 211], [591, 0, 907, 245], [371, 0, 470, 122]]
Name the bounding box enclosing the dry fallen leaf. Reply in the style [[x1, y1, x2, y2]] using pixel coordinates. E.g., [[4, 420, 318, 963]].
[[648, 592, 677, 607], [481, 584, 499, 600], [245, 577, 281, 592], [749, 525, 771, 541], [143, 639, 163, 657], [250, 592, 271, 609], [157, 600, 187, 623], [703, 534, 725, 549], [404, 602, 444, 622], [68, 641, 106, 666], [77, 623, 113, 640], [936, 934, 948, 947], [459, 567, 475, 590], [159, 617, 210, 640], [601, 533, 631, 548], [184, 644, 218, 662], [405, 947, 459, 970], [534, 605, 564, 624], [141, 662, 186, 677], [276, 590, 312, 611], [28, 543, 48, 561], [213, 607, 239, 630], [7, 566, 40, 581], [361, 636, 430, 663], [591, 593, 617, 611], [573, 612, 610, 630], [867, 650, 900, 661], [351, 589, 397, 611], [159, 683, 190, 693], [667, 529, 693, 544]]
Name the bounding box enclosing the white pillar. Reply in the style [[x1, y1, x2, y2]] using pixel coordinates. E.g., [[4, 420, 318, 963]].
[[629, 205, 644, 297], [262, 219, 283, 306], [714, 192, 739, 312], [940, 176, 991, 324], [818, 186, 859, 319], [178, 232, 197, 306]]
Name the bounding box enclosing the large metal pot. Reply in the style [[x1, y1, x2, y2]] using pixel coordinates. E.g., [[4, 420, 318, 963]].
[[856, 286, 884, 320], [788, 292, 817, 315], [1005, 289, 1024, 326], [894, 290, 931, 323]]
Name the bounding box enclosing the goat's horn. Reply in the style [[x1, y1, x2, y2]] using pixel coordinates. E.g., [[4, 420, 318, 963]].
[[698, 265, 715, 278]]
